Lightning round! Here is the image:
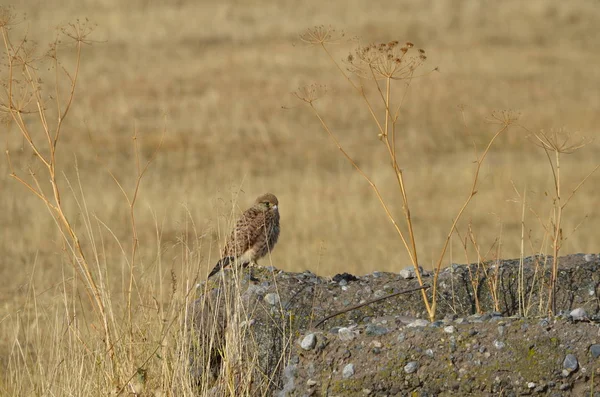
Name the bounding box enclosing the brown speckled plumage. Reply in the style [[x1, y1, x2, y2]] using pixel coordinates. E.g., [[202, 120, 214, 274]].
[[208, 193, 280, 278]]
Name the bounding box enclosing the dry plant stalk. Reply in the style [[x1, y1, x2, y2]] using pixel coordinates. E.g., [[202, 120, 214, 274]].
[[0, 11, 117, 366], [296, 26, 515, 320], [526, 127, 599, 315], [1, 9, 164, 390]]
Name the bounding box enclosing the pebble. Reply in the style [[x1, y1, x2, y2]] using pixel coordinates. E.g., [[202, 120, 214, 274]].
[[397, 333, 406, 343], [563, 354, 578, 375], [338, 327, 358, 342], [399, 267, 415, 279], [264, 293, 280, 305], [527, 382, 536, 389], [425, 348, 434, 358], [300, 333, 317, 350], [443, 325, 456, 334], [365, 325, 389, 336], [590, 344, 600, 359], [493, 340, 505, 350], [497, 326, 505, 337], [306, 379, 317, 386], [569, 307, 588, 321], [407, 319, 429, 328], [342, 363, 355, 378], [404, 361, 419, 374]]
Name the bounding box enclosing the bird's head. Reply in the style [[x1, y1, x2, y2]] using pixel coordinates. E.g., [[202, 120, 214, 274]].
[[254, 193, 279, 212]]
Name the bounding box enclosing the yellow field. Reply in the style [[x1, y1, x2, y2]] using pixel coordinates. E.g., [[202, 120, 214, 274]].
[[1, 0, 600, 394]]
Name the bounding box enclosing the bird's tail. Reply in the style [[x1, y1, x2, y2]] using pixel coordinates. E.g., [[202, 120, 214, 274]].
[[207, 256, 234, 278]]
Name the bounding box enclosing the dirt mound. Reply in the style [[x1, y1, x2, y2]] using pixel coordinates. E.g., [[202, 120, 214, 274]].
[[191, 254, 600, 396]]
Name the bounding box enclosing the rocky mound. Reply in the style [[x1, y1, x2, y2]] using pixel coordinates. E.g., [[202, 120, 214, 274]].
[[190, 254, 600, 396]]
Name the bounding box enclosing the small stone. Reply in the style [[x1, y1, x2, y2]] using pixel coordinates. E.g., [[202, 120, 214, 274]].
[[559, 383, 571, 391], [493, 340, 505, 350], [590, 344, 600, 359], [455, 317, 469, 324], [425, 349, 434, 358], [584, 253, 595, 262], [444, 325, 456, 334], [397, 333, 406, 342], [370, 340, 383, 348], [373, 289, 386, 298], [570, 308, 588, 321], [338, 327, 358, 342], [306, 379, 317, 386], [404, 361, 419, 374], [430, 320, 444, 328], [497, 326, 505, 336], [407, 319, 429, 328], [338, 279, 348, 286], [399, 267, 415, 279], [362, 389, 372, 395], [527, 382, 536, 389], [538, 318, 550, 327], [264, 293, 280, 305], [563, 354, 578, 374], [300, 333, 317, 350], [366, 325, 389, 336], [343, 363, 355, 378]]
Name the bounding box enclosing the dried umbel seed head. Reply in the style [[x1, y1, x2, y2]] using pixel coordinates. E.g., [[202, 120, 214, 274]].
[[299, 25, 345, 45], [0, 6, 18, 28], [487, 109, 521, 126], [293, 83, 328, 104], [530, 128, 592, 154], [345, 40, 427, 80]]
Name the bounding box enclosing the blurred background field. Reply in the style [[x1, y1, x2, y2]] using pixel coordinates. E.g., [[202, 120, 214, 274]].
[[3, 0, 600, 277], [1, 0, 599, 371]]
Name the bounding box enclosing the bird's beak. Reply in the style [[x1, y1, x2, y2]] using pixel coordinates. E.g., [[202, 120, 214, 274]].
[[272, 205, 278, 210]]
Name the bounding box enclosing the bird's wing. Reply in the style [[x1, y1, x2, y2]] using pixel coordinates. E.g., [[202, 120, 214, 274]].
[[222, 208, 265, 257]]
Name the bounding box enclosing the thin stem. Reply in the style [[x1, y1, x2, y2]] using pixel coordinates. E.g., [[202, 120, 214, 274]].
[[430, 123, 509, 317]]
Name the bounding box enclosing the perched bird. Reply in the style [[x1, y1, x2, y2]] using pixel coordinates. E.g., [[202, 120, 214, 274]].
[[208, 193, 280, 278]]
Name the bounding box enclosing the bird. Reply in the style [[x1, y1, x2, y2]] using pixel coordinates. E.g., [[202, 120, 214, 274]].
[[208, 193, 280, 278]]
